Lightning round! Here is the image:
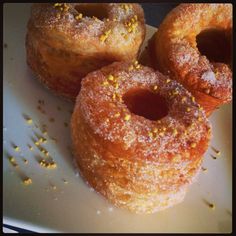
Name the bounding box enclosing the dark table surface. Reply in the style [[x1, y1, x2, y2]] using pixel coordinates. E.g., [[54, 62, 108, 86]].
[[141, 3, 178, 27], [3, 3, 178, 233]]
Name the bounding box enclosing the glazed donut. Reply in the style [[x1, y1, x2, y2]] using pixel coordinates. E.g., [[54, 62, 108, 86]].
[[71, 61, 211, 213], [149, 3, 232, 116], [26, 3, 145, 100]]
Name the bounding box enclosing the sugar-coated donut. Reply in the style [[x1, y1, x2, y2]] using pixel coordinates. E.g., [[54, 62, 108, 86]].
[[71, 61, 211, 213], [26, 3, 145, 100], [149, 3, 232, 116]]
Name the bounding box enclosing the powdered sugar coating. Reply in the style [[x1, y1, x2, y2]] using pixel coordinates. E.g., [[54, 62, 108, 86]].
[[29, 3, 145, 52], [26, 3, 145, 100], [77, 62, 210, 163], [152, 3, 232, 115], [71, 62, 211, 213]]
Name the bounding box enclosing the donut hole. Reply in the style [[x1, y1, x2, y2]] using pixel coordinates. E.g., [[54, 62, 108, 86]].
[[75, 4, 109, 20], [123, 89, 169, 121], [196, 28, 231, 65]]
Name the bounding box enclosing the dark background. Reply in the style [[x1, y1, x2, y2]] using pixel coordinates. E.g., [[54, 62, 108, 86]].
[[141, 3, 178, 27]]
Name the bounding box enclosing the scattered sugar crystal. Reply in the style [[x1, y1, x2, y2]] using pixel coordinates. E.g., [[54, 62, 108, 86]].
[[201, 70, 216, 84]]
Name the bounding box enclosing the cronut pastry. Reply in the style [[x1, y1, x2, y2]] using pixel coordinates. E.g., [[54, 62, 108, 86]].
[[71, 61, 211, 214], [26, 3, 145, 100], [149, 3, 232, 116]]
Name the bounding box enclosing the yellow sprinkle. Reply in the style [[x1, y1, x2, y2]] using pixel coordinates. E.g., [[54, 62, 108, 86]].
[[172, 90, 179, 95], [35, 141, 40, 146], [102, 80, 109, 86], [166, 79, 171, 83], [112, 93, 117, 101], [153, 85, 158, 91], [124, 34, 129, 40], [9, 156, 15, 163], [92, 16, 99, 22], [108, 74, 114, 81], [134, 60, 138, 66], [209, 203, 215, 209], [114, 82, 119, 89], [191, 96, 195, 102], [9, 156, 18, 167], [173, 129, 178, 136], [100, 30, 111, 42], [153, 128, 158, 133], [131, 17, 136, 23], [181, 97, 187, 103], [124, 114, 131, 121], [50, 162, 57, 169], [39, 138, 43, 143], [199, 107, 203, 111], [26, 118, 33, 124], [159, 132, 164, 137], [128, 65, 134, 71], [41, 149, 46, 154], [121, 4, 129, 12], [172, 154, 181, 162], [14, 146, 20, 152], [211, 146, 221, 155], [191, 143, 196, 148], [75, 13, 83, 20], [23, 177, 32, 185], [29, 145, 33, 151], [135, 64, 141, 69], [148, 132, 153, 138], [40, 160, 57, 169], [198, 117, 202, 121], [100, 35, 107, 42], [114, 112, 120, 118], [186, 107, 191, 112]]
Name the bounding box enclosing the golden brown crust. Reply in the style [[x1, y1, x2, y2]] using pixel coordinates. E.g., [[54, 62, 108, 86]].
[[71, 61, 211, 213], [26, 3, 145, 100], [150, 3, 232, 116]]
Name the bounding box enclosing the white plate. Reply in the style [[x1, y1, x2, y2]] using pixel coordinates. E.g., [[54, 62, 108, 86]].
[[3, 3, 232, 233]]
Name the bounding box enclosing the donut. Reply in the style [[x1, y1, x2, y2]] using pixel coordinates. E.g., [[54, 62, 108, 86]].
[[149, 3, 232, 116], [71, 61, 211, 213], [26, 3, 145, 100]]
